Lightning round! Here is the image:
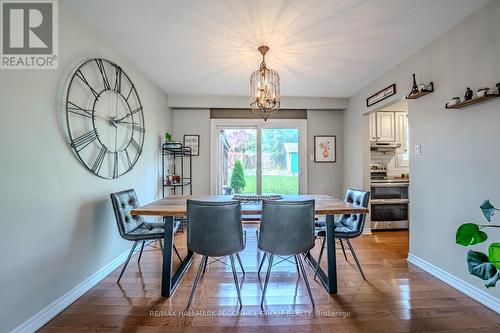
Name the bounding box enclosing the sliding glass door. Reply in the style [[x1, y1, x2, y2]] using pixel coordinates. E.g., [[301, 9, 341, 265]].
[[211, 119, 306, 195]]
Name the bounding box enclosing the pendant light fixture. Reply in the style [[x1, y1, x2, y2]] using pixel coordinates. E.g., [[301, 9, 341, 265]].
[[250, 46, 280, 120]]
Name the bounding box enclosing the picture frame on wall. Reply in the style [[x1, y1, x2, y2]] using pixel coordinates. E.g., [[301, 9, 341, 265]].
[[366, 83, 396, 107], [183, 134, 200, 156], [314, 135, 336, 163]]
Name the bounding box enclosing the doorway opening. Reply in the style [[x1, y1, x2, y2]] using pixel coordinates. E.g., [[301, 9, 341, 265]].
[[210, 119, 307, 195]]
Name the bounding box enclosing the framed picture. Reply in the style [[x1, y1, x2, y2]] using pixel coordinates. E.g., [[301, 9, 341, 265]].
[[183, 134, 200, 156], [366, 83, 396, 107], [314, 135, 336, 163]]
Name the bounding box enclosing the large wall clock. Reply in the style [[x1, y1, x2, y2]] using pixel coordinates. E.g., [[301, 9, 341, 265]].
[[65, 58, 145, 179]]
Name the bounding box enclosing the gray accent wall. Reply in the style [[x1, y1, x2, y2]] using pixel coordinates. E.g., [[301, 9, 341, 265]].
[[343, 0, 500, 300], [0, 4, 172, 331]]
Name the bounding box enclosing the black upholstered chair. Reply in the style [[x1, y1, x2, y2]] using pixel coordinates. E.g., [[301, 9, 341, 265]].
[[258, 200, 316, 310], [186, 200, 245, 309], [110, 189, 182, 283], [314, 188, 370, 280]]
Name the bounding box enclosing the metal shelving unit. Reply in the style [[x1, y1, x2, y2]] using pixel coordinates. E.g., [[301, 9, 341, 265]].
[[162, 142, 193, 198]]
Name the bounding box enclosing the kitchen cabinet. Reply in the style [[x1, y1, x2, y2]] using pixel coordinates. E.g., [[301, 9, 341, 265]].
[[369, 112, 377, 141], [376, 112, 395, 141], [395, 112, 408, 154]]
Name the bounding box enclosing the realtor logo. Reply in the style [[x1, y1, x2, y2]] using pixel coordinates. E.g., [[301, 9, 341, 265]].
[[1, 0, 58, 69]]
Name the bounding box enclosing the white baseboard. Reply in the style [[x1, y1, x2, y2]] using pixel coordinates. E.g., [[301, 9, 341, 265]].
[[407, 253, 500, 313], [11, 246, 134, 333]]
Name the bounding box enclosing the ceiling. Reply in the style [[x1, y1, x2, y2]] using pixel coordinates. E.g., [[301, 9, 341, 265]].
[[66, 0, 488, 98]]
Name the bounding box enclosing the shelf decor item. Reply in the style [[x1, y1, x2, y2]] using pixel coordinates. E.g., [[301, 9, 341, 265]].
[[406, 73, 434, 99], [455, 199, 500, 288], [250, 45, 280, 120], [165, 131, 172, 142], [464, 87, 473, 101], [183, 134, 200, 156], [314, 135, 336, 163], [445, 82, 500, 110], [366, 83, 396, 107]]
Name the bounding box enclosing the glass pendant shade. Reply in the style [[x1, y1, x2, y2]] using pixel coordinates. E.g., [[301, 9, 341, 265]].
[[250, 46, 280, 121]]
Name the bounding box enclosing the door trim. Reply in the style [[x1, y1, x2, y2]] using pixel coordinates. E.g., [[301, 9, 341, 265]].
[[210, 118, 307, 195]]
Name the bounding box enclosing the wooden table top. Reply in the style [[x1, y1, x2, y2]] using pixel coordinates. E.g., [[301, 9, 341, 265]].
[[131, 194, 369, 217]]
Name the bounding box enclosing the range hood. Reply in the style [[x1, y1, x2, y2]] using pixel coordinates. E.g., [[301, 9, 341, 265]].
[[371, 142, 401, 151]]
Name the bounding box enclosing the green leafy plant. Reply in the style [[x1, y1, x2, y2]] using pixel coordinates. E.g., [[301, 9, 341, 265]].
[[230, 159, 246, 194], [165, 132, 172, 142], [456, 199, 500, 288]]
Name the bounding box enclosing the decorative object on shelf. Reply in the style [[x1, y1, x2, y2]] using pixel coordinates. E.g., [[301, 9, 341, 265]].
[[445, 82, 500, 109], [406, 73, 434, 99], [314, 135, 336, 163], [477, 87, 489, 97], [464, 87, 473, 101], [445, 97, 461, 108], [164, 141, 182, 149], [455, 199, 500, 288], [232, 193, 283, 205], [183, 134, 200, 156], [250, 45, 280, 121], [366, 84, 396, 107], [65, 58, 145, 179], [165, 131, 172, 142]]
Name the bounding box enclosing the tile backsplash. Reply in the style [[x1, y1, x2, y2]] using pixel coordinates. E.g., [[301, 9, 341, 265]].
[[371, 150, 409, 177]]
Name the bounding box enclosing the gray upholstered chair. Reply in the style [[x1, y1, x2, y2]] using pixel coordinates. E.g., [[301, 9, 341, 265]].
[[110, 189, 182, 283], [186, 200, 245, 309], [314, 188, 370, 280], [258, 200, 316, 310]]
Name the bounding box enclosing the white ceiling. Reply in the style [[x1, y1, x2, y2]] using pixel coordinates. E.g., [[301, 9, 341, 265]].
[[66, 0, 488, 98]]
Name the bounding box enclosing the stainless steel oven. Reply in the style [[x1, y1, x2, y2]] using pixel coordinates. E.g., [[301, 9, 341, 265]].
[[370, 181, 409, 230]]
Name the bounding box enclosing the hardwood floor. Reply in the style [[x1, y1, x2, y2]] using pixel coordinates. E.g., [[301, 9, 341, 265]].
[[40, 227, 499, 332]]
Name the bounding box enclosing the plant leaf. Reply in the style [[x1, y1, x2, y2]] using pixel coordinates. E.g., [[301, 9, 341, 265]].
[[488, 243, 500, 269], [456, 223, 488, 246], [467, 250, 498, 281], [480, 199, 496, 222], [485, 271, 500, 288]]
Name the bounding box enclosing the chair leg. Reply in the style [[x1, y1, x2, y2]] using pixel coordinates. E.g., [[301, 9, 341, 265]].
[[260, 254, 274, 310], [187, 255, 207, 309], [159, 239, 163, 252], [202, 255, 208, 276], [346, 239, 366, 280], [173, 244, 182, 261], [257, 252, 267, 275], [137, 241, 145, 263], [236, 253, 245, 276], [339, 239, 349, 262], [117, 241, 138, 283], [296, 254, 315, 310], [229, 255, 243, 310], [294, 255, 301, 276], [314, 237, 326, 281]]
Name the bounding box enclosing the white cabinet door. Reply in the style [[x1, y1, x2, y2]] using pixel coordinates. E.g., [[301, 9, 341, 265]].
[[376, 112, 395, 141], [369, 112, 377, 142], [395, 112, 408, 153]]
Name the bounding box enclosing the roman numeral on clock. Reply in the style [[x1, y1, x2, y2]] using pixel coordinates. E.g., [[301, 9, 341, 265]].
[[71, 130, 98, 152], [95, 59, 111, 90], [67, 101, 93, 119], [130, 138, 142, 154], [75, 70, 99, 99], [91, 146, 107, 174]]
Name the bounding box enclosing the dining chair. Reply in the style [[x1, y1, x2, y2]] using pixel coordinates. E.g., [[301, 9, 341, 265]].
[[110, 189, 182, 283], [314, 188, 370, 280], [258, 200, 316, 310], [186, 200, 245, 309]]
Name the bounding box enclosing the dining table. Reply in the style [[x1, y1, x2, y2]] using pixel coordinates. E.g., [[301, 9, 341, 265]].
[[130, 194, 369, 297]]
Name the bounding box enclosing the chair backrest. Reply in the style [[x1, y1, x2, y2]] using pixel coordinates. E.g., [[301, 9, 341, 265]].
[[337, 188, 370, 237], [110, 189, 145, 238], [258, 200, 315, 256], [187, 200, 244, 257]]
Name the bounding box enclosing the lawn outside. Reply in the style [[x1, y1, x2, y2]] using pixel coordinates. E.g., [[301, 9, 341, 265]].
[[240, 175, 298, 195]]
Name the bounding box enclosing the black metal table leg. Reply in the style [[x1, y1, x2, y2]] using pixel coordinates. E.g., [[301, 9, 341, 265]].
[[161, 216, 194, 297], [304, 214, 337, 294]]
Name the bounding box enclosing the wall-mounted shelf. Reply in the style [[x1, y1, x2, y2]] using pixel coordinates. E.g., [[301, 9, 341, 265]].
[[445, 93, 500, 109], [162, 142, 192, 197], [446, 83, 500, 110], [406, 82, 434, 99]]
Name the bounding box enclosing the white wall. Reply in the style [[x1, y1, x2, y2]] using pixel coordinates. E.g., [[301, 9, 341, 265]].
[[172, 109, 211, 195], [343, 0, 500, 300], [171, 109, 344, 197], [0, 4, 171, 332]]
